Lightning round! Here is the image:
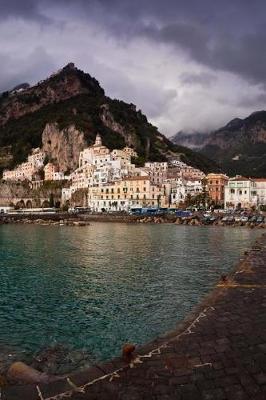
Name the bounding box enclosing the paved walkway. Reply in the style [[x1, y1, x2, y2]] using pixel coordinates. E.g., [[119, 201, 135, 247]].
[[3, 234, 266, 400]]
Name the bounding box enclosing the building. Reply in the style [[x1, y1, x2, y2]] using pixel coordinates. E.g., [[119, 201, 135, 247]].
[[3, 148, 45, 182], [224, 176, 258, 209], [206, 173, 229, 205], [61, 133, 207, 210], [144, 162, 168, 186], [254, 179, 266, 206], [167, 161, 205, 181], [88, 176, 166, 212], [170, 178, 203, 207], [44, 163, 58, 181], [79, 134, 111, 167]]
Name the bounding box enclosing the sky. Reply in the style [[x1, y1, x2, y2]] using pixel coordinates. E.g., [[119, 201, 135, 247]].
[[1, 0, 266, 136]]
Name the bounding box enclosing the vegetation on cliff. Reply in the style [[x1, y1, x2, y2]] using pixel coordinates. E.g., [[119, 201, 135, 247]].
[[0, 64, 218, 174]]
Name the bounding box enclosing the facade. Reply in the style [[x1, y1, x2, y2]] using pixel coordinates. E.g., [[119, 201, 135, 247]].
[[224, 176, 258, 209], [167, 161, 205, 181], [144, 162, 168, 186], [206, 173, 229, 205], [170, 178, 203, 206], [88, 176, 166, 212], [3, 148, 45, 182], [44, 163, 58, 181], [179, 165, 205, 180], [254, 179, 266, 206]]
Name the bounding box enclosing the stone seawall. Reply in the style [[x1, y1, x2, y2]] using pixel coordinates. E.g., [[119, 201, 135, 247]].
[[0, 212, 265, 229]]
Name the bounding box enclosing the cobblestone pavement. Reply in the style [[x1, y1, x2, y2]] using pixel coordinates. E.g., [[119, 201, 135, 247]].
[[3, 234, 266, 400]]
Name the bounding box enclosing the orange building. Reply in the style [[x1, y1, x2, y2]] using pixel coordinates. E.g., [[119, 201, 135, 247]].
[[206, 173, 229, 205]]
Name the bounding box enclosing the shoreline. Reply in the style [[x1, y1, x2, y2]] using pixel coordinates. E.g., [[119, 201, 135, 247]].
[[2, 233, 265, 399], [0, 212, 265, 229]]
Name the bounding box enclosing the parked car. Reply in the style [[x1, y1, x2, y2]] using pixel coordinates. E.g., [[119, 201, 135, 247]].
[[256, 215, 265, 224], [240, 216, 249, 223], [249, 215, 258, 223], [222, 216, 229, 222]]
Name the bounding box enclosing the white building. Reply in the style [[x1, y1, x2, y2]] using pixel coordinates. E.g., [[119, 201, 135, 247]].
[[144, 162, 168, 186], [170, 178, 203, 206], [254, 179, 266, 206], [224, 176, 258, 209], [68, 134, 140, 195], [3, 148, 45, 181]]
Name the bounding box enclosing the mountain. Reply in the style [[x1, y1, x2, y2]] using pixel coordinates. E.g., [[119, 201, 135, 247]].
[[171, 112, 266, 177], [0, 63, 218, 175]]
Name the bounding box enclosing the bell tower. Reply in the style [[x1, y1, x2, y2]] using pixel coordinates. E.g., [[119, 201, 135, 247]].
[[94, 133, 102, 147]]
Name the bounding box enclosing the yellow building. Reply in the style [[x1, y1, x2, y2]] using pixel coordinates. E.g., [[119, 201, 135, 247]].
[[88, 176, 166, 212]]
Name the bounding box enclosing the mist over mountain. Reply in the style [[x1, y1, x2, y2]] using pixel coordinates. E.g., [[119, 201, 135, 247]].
[[171, 112, 266, 177]]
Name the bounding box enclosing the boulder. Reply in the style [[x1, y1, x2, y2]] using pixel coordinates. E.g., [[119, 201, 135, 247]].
[[122, 343, 135, 361], [7, 362, 51, 384]]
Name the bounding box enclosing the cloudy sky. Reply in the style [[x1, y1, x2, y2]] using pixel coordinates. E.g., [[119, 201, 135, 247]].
[[1, 0, 266, 136]]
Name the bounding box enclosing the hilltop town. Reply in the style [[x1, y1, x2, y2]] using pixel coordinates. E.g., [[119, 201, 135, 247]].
[[1, 133, 266, 212]]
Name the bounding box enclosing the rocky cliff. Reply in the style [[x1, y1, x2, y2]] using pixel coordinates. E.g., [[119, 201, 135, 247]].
[[42, 123, 87, 172], [171, 111, 266, 177], [0, 63, 218, 174], [0, 63, 103, 127]]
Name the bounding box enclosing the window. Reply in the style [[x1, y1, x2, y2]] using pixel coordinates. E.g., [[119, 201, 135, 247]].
[[230, 189, 235, 194]]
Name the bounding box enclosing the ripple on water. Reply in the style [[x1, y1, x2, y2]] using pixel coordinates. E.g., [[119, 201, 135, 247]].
[[0, 223, 259, 373]]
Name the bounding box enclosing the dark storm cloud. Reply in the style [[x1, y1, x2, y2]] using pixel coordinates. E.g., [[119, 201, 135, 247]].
[[1, 0, 266, 133], [0, 0, 47, 21], [2, 0, 266, 83]]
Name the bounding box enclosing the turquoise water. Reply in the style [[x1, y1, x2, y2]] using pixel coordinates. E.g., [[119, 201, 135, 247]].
[[0, 224, 259, 372]]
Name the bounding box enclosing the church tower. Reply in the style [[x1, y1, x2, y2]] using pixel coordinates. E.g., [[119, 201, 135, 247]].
[[94, 133, 102, 147]]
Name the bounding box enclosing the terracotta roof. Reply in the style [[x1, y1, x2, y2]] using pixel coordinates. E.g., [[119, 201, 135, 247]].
[[253, 178, 266, 182]]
